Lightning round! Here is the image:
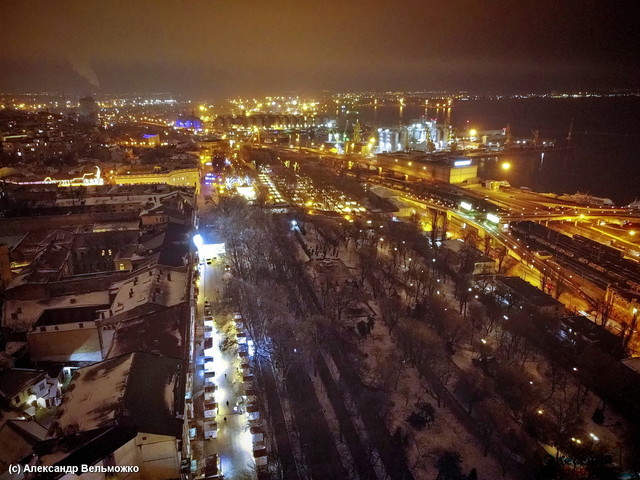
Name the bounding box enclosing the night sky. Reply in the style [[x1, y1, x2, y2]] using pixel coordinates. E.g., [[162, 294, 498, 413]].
[[1, 0, 638, 98]]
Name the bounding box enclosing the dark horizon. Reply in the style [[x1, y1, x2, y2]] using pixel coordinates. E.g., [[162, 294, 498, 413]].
[[1, 1, 639, 100]]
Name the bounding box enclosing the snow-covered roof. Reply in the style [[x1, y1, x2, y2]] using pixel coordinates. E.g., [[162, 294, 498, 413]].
[[105, 303, 187, 359], [0, 368, 47, 400], [54, 191, 176, 208], [369, 186, 395, 199], [3, 290, 110, 332], [387, 196, 411, 210], [51, 352, 183, 438], [442, 238, 473, 254], [0, 419, 47, 474], [101, 266, 187, 321]]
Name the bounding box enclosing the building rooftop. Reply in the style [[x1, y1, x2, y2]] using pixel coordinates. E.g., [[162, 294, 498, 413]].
[[36, 425, 138, 471], [106, 303, 188, 359], [497, 276, 561, 307], [622, 357, 640, 375], [9, 229, 75, 280], [102, 265, 187, 322], [0, 418, 47, 474], [35, 305, 108, 327], [3, 290, 111, 332], [0, 368, 47, 401], [51, 352, 183, 438]]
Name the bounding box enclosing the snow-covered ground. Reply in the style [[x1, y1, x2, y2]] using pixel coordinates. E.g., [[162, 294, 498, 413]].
[[296, 222, 518, 479]]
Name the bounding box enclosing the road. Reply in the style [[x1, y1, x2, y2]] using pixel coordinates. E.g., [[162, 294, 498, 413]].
[[192, 178, 257, 479], [191, 257, 256, 479]]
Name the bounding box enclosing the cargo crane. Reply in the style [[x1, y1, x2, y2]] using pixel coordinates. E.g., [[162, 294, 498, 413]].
[[566, 118, 574, 145]]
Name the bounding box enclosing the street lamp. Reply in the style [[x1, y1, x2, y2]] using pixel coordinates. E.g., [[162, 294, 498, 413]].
[[501, 162, 511, 171], [193, 233, 203, 250]]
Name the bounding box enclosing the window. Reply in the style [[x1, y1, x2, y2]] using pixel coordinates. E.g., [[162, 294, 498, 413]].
[[79, 323, 84, 328], [14, 396, 20, 404], [54, 326, 59, 331], [39, 326, 46, 332]]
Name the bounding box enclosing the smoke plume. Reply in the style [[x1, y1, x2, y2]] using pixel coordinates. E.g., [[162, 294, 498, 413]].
[[69, 56, 100, 88]]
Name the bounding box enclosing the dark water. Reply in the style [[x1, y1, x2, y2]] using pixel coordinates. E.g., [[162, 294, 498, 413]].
[[357, 97, 640, 205]]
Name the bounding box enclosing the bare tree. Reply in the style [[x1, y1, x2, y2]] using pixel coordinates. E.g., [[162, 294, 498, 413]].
[[455, 371, 490, 415]]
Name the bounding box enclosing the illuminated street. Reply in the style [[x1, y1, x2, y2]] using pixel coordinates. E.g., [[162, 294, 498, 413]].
[[192, 257, 256, 479]]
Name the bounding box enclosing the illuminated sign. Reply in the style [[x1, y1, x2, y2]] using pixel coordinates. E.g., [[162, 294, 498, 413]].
[[454, 159, 472, 167], [487, 213, 500, 224], [460, 201, 472, 211]]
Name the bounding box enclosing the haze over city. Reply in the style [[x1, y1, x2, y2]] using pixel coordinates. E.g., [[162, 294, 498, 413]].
[[1, 0, 639, 97]]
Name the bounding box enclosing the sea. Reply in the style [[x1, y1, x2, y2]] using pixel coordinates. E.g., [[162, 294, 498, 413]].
[[356, 96, 640, 206]]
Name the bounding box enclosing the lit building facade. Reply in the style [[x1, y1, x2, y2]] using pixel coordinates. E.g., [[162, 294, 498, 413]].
[[175, 115, 203, 131], [377, 121, 450, 153], [113, 168, 200, 192]]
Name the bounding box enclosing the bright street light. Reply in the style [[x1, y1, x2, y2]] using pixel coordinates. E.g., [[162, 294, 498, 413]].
[[193, 233, 203, 249], [501, 162, 511, 171]]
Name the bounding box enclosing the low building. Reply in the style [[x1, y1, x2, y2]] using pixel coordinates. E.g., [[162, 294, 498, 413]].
[[556, 315, 625, 358], [0, 409, 48, 476], [113, 168, 200, 192], [494, 276, 565, 317], [605, 284, 640, 327], [376, 154, 478, 184], [3, 288, 111, 334], [104, 303, 188, 359], [41, 352, 186, 479], [441, 239, 495, 276], [0, 368, 60, 415], [26, 304, 109, 363]]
